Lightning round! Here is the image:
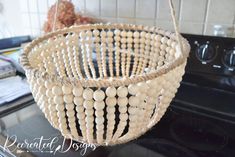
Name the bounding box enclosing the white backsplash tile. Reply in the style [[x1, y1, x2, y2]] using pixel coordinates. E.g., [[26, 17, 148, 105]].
[[136, 19, 155, 26], [30, 13, 40, 29], [21, 13, 31, 28], [118, 18, 136, 24], [85, 0, 100, 16], [180, 0, 207, 22], [180, 22, 204, 34], [20, 0, 29, 13], [204, 23, 232, 36], [101, 17, 117, 23], [16, 0, 235, 36], [156, 0, 180, 20], [136, 0, 156, 19], [206, 0, 235, 24], [72, 0, 85, 12], [28, 0, 38, 13], [155, 20, 174, 31], [101, 0, 117, 17], [38, 0, 48, 13], [39, 13, 47, 28], [118, 0, 135, 18]]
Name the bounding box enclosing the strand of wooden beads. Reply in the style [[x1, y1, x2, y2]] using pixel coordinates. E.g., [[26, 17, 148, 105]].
[[112, 86, 128, 142], [41, 49, 50, 74], [63, 85, 79, 139], [167, 42, 176, 63], [73, 86, 87, 140], [125, 31, 133, 76], [120, 30, 127, 77], [122, 95, 139, 139], [93, 29, 103, 78], [45, 81, 59, 129], [67, 35, 77, 78], [135, 31, 145, 75], [131, 31, 140, 76], [72, 33, 83, 78], [153, 34, 161, 69], [83, 88, 94, 143], [140, 32, 151, 73], [52, 46, 66, 77], [105, 87, 117, 143], [136, 82, 150, 128], [53, 85, 69, 136], [86, 30, 96, 78], [93, 89, 105, 144], [114, 29, 121, 77], [62, 48, 73, 78], [101, 30, 107, 78], [107, 30, 114, 77], [80, 31, 91, 79], [35, 79, 45, 109], [128, 84, 143, 134], [148, 34, 157, 70], [160, 36, 168, 65], [156, 35, 165, 69], [59, 36, 73, 78], [151, 34, 161, 70]]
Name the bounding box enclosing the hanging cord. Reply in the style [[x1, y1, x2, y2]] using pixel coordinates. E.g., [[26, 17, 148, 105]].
[[52, 0, 60, 32], [168, 0, 183, 55]]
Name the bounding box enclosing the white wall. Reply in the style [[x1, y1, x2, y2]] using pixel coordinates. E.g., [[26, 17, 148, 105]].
[[0, 0, 24, 38], [0, 0, 235, 37]]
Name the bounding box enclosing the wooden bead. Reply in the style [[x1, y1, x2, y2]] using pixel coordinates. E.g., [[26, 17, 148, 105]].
[[84, 100, 94, 109], [93, 90, 105, 101], [120, 113, 128, 121], [77, 112, 85, 119], [83, 88, 93, 100], [73, 87, 83, 97], [137, 82, 148, 92], [74, 96, 83, 106], [114, 29, 120, 35], [52, 86, 62, 95], [119, 106, 127, 113], [95, 117, 104, 124], [118, 97, 128, 107], [133, 31, 139, 37], [128, 107, 137, 114], [128, 84, 138, 95], [129, 96, 139, 106], [94, 101, 105, 110], [76, 106, 84, 113], [85, 109, 94, 116], [107, 107, 115, 113], [63, 94, 73, 103], [106, 87, 116, 97], [56, 104, 64, 111], [46, 90, 53, 97], [117, 86, 128, 97], [62, 85, 72, 95], [95, 110, 104, 117], [93, 29, 99, 36], [66, 110, 75, 117], [105, 97, 116, 107], [54, 96, 63, 104]]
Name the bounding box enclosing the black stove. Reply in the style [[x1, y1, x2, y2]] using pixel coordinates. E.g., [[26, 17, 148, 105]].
[[0, 34, 235, 157]]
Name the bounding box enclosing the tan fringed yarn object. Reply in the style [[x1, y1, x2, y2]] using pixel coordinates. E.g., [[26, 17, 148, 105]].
[[20, 0, 190, 145]]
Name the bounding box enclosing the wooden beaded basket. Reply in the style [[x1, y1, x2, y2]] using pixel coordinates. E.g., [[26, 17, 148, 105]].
[[20, 1, 190, 146]]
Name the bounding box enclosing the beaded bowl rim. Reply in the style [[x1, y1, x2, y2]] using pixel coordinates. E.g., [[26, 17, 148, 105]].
[[20, 23, 190, 88]]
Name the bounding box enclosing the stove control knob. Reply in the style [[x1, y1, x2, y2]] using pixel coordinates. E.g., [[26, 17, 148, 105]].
[[196, 44, 216, 62], [223, 49, 235, 68]]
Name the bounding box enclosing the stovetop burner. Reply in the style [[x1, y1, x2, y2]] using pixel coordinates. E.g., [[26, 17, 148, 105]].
[[170, 116, 228, 151]]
